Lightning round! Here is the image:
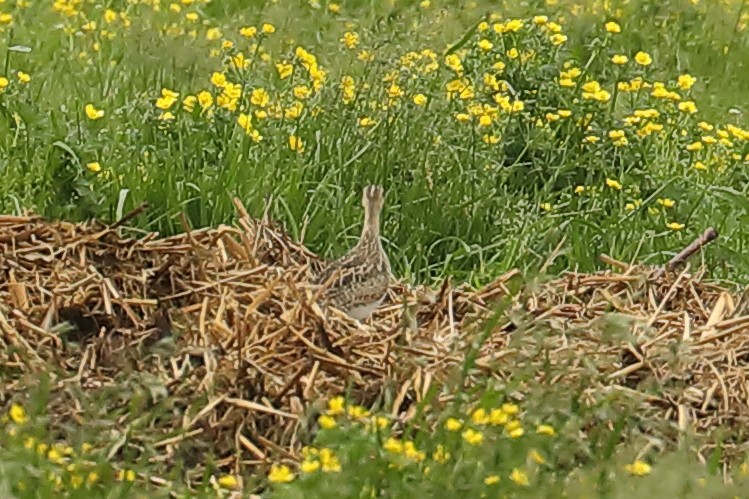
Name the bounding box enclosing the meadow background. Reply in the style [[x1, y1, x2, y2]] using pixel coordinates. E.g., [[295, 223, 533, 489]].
[[2, 0, 749, 496]]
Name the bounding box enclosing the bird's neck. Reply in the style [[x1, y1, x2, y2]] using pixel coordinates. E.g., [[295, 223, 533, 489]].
[[360, 207, 380, 243]]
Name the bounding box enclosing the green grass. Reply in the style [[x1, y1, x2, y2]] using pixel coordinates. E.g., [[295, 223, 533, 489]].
[[1, 0, 748, 286], [3, 0, 749, 496]]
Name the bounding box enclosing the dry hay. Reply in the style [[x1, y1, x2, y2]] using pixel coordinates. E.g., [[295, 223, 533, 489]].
[[1, 203, 748, 483]]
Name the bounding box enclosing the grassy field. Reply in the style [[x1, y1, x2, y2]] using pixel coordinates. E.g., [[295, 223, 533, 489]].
[[2, 0, 749, 497]]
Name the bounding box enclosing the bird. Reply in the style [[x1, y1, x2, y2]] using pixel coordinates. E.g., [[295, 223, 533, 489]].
[[313, 185, 392, 321]]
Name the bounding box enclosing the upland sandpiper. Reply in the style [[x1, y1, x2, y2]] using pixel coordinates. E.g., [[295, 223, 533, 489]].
[[314, 185, 392, 321]]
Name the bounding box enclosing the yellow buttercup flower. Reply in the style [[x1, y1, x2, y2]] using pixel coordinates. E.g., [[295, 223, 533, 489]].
[[666, 222, 685, 231], [606, 178, 623, 190], [9, 404, 27, 424], [634, 51, 652, 66], [678, 74, 696, 90], [17, 71, 30, 83], [275, 61, 293, 79], [462, 428, 484, 445], [86, 162, 101, 173], [625, 460, 652, 476], [510, 468, 530, 486], [267, 464, 294, 483], [611, 54, 628, 65], [605, 21, 621, 33], [288, 135, 305, 153], [340, 31, 359, 49], [445, 417, 463, 431], [217, 475, 239, 489], [85, 104, 104, 120]]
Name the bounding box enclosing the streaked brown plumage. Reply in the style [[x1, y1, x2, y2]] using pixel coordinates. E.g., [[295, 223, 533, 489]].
[[314, 185, 391, 320]]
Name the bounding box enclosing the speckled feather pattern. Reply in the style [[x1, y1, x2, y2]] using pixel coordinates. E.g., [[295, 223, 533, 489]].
[[314, 186, 391, 320]]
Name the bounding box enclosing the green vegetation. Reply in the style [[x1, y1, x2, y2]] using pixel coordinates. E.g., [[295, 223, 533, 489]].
[[2, 0, 749, 496]]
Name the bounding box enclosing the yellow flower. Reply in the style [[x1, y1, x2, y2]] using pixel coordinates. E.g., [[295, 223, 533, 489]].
[[606, 178, 623, 190], [611, 54, 628, 65], [275, 62, 293, 79], [84, 104, 104, 120], [182, 95, 196, 112], [86, 162, 101, 173], [678, 74, 696, 90], [550, 34, 567, 46], [358, 117, 376, 127], [158, 111, 175, 121], [694, 161, 707, 170], [536, 424, 556, 436], [0, 13, 13, 24], [262, 23, 275, 34], [301, 459, 320, 473], [240, 26, 257, 38], [340, 31, 359, 49], [318, 415, 336, 429], [197, 91, 213, 110], [510, 468, 530, 486], [666, 222, 685, 231], [210, 72, 226, 88], [404, 441, 425, 462], [250, 88, 270, 107], [17, 71, 30, 83], [432, 444, 450, 463], [387, 83, 403, 99], [477, 39, 493, 51], [462, 428, 484, 445], [455, 113, 471, 123], [327, 396, 345, 415], [319, 448, 341, 472], [412, 93, 427, 106], [445, 417, 463, 431], [383, 437, 403, 454], [9, 404, 27, 424], [328, 3, 341, 13], [268, 464, 294, 483], [288, 135, 305, 153], [529, 449, 546, 464], [357, 50, 375, 62], [634, 51, 652, 66], [559, 77, 575, 87], [86, 472, 99, 485], [205, 27, 222, 41], [540, 203, 552, 212], [686, 141, 703, 151], [485, 475, 501, 485], [117, 469, 136, 482], [533, 15, 548, 25], [217, 475, 239, 489], [471, 408, 490, 425], [625, 460, 652, 476], [698, 121, 713, 132], [0, 76, 8, 90], [657, 198, 675, 208], [605, 21, 621, 33], [501, 403, 519, 415], [678, 101, 698, 114], [507, 47, 519, 59]]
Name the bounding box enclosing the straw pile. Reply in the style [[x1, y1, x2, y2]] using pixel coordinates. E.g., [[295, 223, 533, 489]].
[[1, 203, 747, 482]]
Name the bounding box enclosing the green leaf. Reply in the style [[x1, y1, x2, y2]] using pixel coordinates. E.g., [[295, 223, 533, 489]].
[[51, 140, 81, 165]]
